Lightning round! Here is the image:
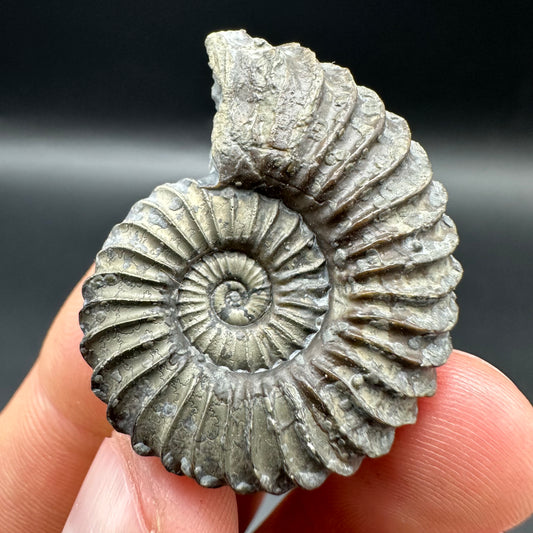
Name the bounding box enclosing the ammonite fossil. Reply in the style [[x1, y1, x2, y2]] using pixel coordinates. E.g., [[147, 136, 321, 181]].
[[80, 30, 462, 494]]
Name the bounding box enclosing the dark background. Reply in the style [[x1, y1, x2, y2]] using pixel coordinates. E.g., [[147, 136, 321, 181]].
[[1, 0, 533, 129], [1, 1, 532, 530]]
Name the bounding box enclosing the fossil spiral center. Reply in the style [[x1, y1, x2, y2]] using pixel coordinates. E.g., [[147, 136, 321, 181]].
[[211, 274, 270, 326], [162, 184, 330, 373], [176, 251, 278, 371]]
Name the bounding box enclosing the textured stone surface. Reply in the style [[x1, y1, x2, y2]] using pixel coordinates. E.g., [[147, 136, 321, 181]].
[[79, 30, 462, 494]]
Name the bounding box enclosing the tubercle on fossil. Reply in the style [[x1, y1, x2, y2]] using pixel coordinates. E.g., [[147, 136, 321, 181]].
[[79, 29, 462, 494]]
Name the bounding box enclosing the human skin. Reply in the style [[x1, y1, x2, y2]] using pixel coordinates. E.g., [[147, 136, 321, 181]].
[[0, 268, 532, 533]]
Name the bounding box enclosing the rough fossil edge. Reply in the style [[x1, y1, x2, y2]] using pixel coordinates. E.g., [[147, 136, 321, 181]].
[[79, 29, 462, 494]]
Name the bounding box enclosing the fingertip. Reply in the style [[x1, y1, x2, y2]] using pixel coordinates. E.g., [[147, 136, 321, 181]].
[[259, 350, 533, 533], [65, 432, 239, 533], [63, 435, 147, 533], [383, 349, 533, 532], [115, 433, 239, 533]]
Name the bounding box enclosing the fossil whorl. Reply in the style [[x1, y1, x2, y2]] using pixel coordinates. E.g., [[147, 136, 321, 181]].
[[79, 30, 462, 494]]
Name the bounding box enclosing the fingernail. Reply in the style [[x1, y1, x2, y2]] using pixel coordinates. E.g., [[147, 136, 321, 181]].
[[63, 437, 146, 533]]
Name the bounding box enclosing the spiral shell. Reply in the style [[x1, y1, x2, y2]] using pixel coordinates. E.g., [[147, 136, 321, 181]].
[[80, 30, 462, 494]]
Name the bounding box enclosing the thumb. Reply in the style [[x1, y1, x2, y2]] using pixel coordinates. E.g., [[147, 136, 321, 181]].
[[63, 432, 238, 533]]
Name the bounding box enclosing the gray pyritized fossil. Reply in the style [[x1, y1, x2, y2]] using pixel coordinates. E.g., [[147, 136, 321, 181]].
[[79, 30, 462, 494]]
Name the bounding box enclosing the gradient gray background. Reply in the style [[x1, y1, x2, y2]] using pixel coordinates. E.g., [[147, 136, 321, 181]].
[[1, 0, 532, 531]]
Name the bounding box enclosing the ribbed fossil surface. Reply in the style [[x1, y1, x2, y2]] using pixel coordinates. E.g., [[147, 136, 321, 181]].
[[79, 30, 462, 494]]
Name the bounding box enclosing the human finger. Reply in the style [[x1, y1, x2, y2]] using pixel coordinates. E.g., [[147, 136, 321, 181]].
[[0, 267, 113, 532], [63, 431, 239, 533], [257, 350, 533, 533]]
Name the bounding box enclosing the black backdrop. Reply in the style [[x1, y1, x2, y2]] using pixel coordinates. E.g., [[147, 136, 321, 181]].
[[2, 0, 532, 128]]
